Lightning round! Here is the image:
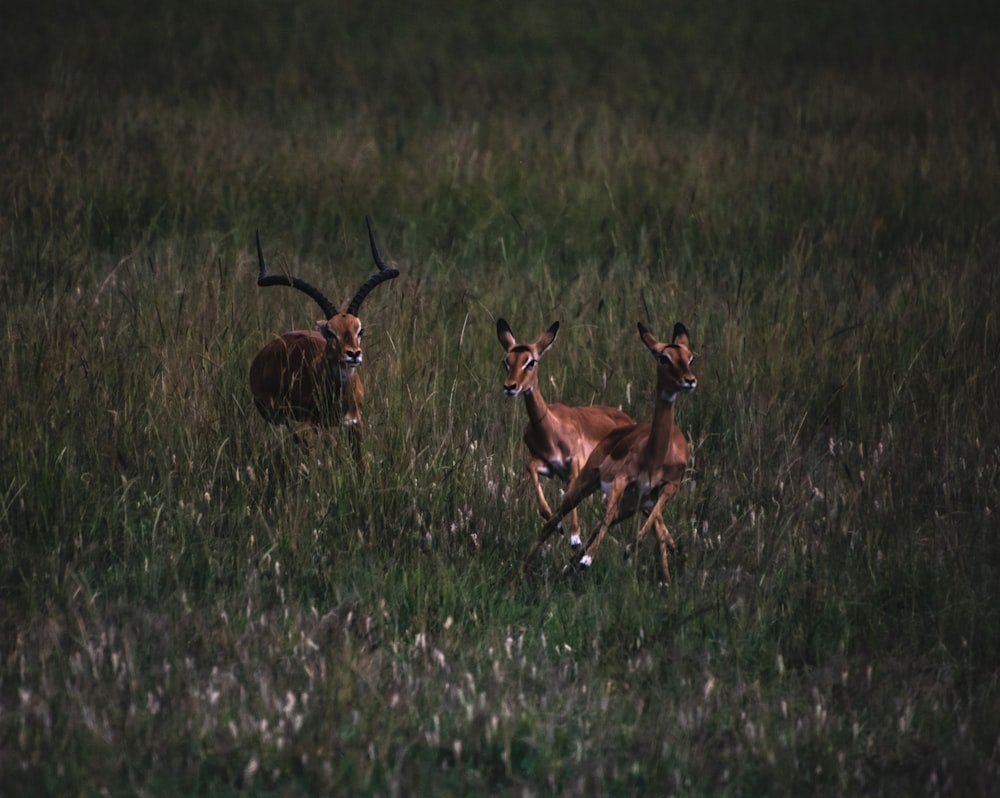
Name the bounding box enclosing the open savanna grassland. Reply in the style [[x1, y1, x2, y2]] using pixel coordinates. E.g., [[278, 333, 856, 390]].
[[2, 0, 999, 794]]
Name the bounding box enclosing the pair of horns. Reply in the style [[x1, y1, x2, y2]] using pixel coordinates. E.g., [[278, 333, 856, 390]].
[[256, 216, 400, 318]]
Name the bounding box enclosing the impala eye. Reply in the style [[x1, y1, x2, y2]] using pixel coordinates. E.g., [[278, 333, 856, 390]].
[[524, 358, 536, 370], [658, 353, 673, 365]]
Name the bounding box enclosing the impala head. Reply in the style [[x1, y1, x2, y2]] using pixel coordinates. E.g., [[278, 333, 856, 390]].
[[638, 321, 697, 400], [315, 313, 365, 367], [496, 319, 559, 397], [256, 217, 399, 369]]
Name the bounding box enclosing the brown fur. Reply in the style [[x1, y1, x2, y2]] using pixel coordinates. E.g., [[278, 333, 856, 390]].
[[249, 221, 397, 467], [249, 317, 365, 463], [498, 319, 634, 548], [514, 322, 696, 586]]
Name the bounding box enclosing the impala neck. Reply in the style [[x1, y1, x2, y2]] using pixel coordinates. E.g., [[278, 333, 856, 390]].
[[645, 382, 678, 457], [522, 385, 550, 427]]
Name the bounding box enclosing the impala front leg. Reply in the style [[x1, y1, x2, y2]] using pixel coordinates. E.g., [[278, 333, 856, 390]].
[[528, 458, 582, 549], [345, 417, 364, 471], [528, 457, 555, 521], [343, 375, 365, 470], [578, 474, 628, 569], [564, 460, 584, 550]]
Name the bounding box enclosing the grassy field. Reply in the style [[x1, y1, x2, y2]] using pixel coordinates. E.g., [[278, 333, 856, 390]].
[[2, 0, 1000, 794]]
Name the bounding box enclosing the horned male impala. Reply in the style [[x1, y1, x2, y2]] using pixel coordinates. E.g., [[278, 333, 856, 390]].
[[249, 218, 399, 466], [515, 322, 696, 586], [497, 318, 634, 550]]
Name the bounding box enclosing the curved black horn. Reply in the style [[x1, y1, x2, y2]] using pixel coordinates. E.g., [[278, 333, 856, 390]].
[[255, 230, 338, 319], [365, 215, 391, 271], [346, 218, 400, 316]]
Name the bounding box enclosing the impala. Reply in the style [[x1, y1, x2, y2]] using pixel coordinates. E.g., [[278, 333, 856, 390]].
[[515, 322, 696, 585], [249, 218, 399, 465], [497, 318, 634, 549]]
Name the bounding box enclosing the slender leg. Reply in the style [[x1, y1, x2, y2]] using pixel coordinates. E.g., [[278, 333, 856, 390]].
[[343, 381, 364, 471], [511, 470, 598, 591], [347, 421, 365, 472], [528, 458, 583, 549], [516, 514, 563, 580], [651, 513, 676, 584], [634, 487, 673, 548], [632, 487, 678, 583], [578, 475, 627, 569], [528, 458, 555, 520], [565, 461, 583, 550]]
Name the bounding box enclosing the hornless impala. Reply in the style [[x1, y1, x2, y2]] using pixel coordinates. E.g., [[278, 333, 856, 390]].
[[249, 218, 399, 466], [514, 322, 696, 586], [497, 318, 634, 549]]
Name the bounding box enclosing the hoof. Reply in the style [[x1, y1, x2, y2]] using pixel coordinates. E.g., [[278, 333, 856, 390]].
[[578, 554, 592, 570], [569, 534, 582, 551]]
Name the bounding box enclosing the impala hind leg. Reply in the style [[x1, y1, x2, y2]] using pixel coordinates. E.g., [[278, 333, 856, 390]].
[[651, 513, 677, 585], [631, 490, 677, 581], [625, 508, 660, 562], [511, 478, 593, 590], [508, 513, 564, 593], [511, 469, 601, 591]]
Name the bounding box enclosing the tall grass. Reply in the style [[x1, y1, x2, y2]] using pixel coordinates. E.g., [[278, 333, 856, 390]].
[[2, 0, 999, 794]]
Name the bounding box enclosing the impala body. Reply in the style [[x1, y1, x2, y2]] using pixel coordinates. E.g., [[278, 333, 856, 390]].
[[249, 219, 398, 465], [498, 319, 634, 548], [249, 325, 363, 425], [516, 322, 696, 585]]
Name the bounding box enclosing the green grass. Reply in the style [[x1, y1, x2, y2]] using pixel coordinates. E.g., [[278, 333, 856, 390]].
[[2, 0, 1000, 794]]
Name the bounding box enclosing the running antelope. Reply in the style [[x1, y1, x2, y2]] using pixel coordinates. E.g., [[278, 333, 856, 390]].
[[515, 322, 696, 586], [249, 218, 399, 465], [497, 318, 634, 550]]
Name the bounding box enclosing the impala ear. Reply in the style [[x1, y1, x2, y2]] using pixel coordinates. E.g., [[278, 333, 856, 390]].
[[671, 322, 691, 349], [497, 318, 517, 351], [638, 322, 659, 353], [316, 320, 336, 340], [535, 321, 560, 356]]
